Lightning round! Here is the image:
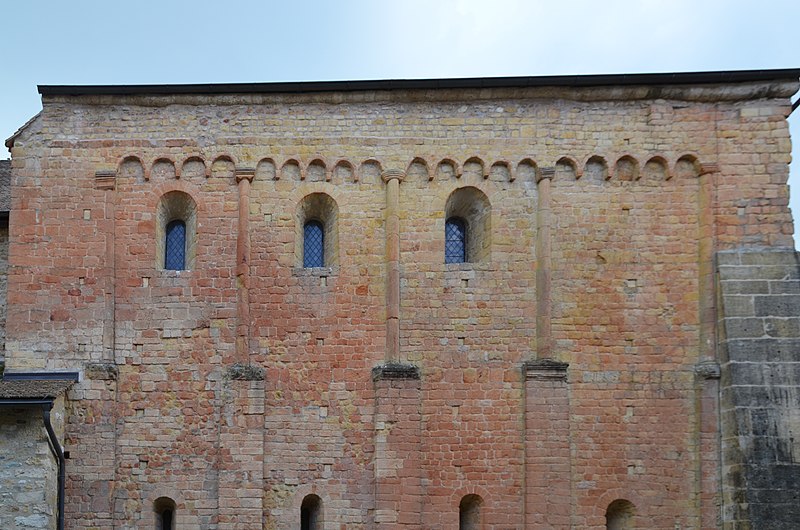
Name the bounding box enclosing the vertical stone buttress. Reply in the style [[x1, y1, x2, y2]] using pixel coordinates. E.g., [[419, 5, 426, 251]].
[[536, 168, 553, 359], [524, 167, 571, 528], [382, 169, 403, 363], [717, 249, 800, 529], [216, 167, 264, 528], [373, 169, 422, 529], [235, 168, 254, 365], [696, 164, 721, 528]]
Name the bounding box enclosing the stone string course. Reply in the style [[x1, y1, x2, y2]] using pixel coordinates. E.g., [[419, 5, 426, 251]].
[[0, 78, 797, 529]]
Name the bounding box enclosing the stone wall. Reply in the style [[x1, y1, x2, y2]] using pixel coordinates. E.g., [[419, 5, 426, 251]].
[[3, 77, 798, 528], [0, 402, 62, 530], [718, 249, 800, 529], [0, 224, 8, 369]]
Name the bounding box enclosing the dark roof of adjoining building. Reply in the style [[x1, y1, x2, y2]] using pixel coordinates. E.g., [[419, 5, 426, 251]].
[[0, 379, 74, 400], [37, 68, 800, 97], [0, 159, 10, 213]]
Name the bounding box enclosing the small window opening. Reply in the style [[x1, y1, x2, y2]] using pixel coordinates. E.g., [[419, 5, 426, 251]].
[[154, 497, 176, 530], [445, 217, 467, 264], [304, 220, 325, 268], [156, 190, 197, 271], [459, 494, 483, 530], [301, 494, 322, 530], [606, 499, 635, 530], [444, 187, 491, 264], [165, 220, 186, 270]]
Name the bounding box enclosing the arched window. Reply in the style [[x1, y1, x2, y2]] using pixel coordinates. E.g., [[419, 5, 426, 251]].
[[154, 497, 176, 530], [301, 494, 322, 530], [304, 220, 325, 268], [164, 220, 186, 270], [444, 187, 491, 264], [156, 191, 197, 271], [459, 494, 483, 530], [606, 499, 635, 530], [296, 193, 339, 268], [445, 217, 467, 264]]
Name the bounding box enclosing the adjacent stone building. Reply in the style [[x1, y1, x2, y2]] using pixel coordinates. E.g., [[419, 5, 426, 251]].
[[1, 69, 799, 529]]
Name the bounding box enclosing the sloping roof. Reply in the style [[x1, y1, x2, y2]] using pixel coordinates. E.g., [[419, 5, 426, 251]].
[[37, 68, 800, 97], [0, 379, 74, 400], [0, 160, 10, 212]]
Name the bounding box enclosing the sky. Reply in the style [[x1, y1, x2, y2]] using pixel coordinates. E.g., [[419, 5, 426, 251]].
[[2, 0, 798, 242]]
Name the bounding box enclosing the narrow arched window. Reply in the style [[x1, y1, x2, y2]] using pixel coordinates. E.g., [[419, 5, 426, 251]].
[[606, 499, 635, 530], [301, 494, 322, 530], [164, 219, 187, 270], [459, 494, 482, 530], [445, 217, 467, 264], [304, 220, 325, 268], [154, 497, 176, 530]]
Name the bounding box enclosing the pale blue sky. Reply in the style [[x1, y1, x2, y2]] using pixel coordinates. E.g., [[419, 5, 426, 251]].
[[2, 0, 798, 243]]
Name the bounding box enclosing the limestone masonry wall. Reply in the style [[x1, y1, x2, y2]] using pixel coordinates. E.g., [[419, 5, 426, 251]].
[[3, 78, 798, 528]]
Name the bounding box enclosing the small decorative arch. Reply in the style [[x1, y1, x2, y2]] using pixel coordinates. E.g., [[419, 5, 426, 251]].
[[156, 191, 198, 271], [151, 158, 177, 181], [296, 192, 339, 268], [516, 158, 539, 183], [436, 159, 460, 180], [180, 156, 208, 179], [301, 494, 323, 530], [459, 494, 484, 530], [463, 156, 487, 180], [674, 154, 702, 179], [605, 499, 635, 530], [118, 155, 146, 182], [445, 187, 492, 264], [332, 159, 355, 183], [281, 158, 302, 181], [211, 155, 236, 180], [555, 156, 579, 180], [583, 155, 609, 182], [407, 157, 431, 181], [615, 155, 640, 181], [306, 158, 329, 182], [256, 158, 277, 181], [643, 156, 670, 181], [154, 496, 176, 530], [357, 159, 383, 183], [489, 161, 513, 182]]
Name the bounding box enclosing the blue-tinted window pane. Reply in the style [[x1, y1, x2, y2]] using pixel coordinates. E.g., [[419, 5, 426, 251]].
[[304, 221, 324, 268], [445, 217, 466, 264], [165, 220, 186, 270]]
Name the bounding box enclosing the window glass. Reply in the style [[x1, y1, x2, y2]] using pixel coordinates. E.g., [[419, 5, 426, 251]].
[[165, 219, 186, 270], [304, 220, 325, 268], [445, 217, 467, 264]]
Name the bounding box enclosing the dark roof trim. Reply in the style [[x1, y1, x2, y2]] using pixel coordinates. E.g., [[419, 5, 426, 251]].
[[39, 68, 800, 97], [4, 371, 80, 381], [0, 398, 54, 406]]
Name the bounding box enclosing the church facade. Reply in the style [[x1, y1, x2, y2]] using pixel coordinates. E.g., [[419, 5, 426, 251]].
[[1, 69, 799, 529]]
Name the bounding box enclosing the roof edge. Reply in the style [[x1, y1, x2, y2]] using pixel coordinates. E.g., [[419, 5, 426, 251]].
[[38, 68, 800, 97], [5, 111, 42, 149]]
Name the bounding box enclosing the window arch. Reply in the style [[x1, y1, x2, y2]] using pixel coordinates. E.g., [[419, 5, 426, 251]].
[[296, 193, 339, 268], [444, 187, 491, 264], [154, 497, 176, 530], [301, 494, 322, 530], [445, 217, 467, 264], [156, 191, 197, 271], [459, 494, 483, 530], [606, 499, 635, 530]]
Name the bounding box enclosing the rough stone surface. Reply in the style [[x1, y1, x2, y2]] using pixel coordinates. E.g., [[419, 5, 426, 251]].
[[1, 74, 799, 528], [718, 249, 800, 530], [0, 397, 66, 530]]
